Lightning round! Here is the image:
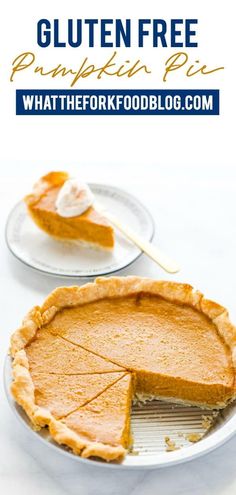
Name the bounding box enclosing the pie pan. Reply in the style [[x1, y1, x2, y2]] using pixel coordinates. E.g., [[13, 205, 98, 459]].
[[4, 355, 236, 469]]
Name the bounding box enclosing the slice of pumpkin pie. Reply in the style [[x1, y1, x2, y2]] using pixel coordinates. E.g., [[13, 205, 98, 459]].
[[49, 373, 133, 461], [24, 172, 114, 249]]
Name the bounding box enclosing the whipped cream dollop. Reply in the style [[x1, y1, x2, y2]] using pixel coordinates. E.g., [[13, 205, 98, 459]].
[[55, 178, 94, 217]]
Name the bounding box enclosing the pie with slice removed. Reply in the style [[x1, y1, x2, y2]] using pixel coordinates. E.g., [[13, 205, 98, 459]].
[[24, 172, 114, 249], [10, 276, 236, 462]]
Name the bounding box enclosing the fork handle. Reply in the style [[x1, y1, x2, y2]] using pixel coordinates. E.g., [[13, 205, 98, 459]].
[[104, 210, 180, 274]]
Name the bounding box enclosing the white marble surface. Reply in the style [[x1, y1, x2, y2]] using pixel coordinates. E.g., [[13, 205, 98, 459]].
[[1, 161, 236, 495]]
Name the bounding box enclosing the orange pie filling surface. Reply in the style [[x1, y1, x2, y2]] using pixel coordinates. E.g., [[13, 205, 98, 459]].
[[10, 278, 236, 462], [44, 294, 235, 407]]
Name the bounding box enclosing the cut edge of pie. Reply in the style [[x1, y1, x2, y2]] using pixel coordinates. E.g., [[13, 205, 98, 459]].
[[10, 276, 236, 462], [24, 171, 115, 250]]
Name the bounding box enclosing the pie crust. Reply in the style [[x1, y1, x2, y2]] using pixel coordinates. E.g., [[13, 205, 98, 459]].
[[10, 276, 236, 462]]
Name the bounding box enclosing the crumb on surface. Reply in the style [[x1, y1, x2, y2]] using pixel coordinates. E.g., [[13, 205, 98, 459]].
[[201, 413, 217, 430], [165, 436, 180, 452], [185, 433, 202, 443]]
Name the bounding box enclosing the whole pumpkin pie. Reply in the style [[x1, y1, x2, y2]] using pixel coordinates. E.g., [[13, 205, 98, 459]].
[[24, 172, 115, 249], [10, 277, 236, 462]]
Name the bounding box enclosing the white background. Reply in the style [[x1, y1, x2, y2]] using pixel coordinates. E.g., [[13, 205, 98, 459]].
[[1, 1, 236, 494]]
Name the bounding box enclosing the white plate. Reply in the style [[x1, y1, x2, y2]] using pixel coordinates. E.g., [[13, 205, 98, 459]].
[[5, 183, 154, 278], [4, 355, 236, 470]]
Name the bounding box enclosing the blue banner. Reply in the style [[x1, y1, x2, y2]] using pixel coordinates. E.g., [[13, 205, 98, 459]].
[[16, 89, 219, 115]]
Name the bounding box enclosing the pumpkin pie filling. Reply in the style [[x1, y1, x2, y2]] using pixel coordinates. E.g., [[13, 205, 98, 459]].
[[29, 371, 127, 419], [25, 329, 124, 374], [10, 277, 236, 462], [45, 294, 234, 407], [60, 374, 133, 451]]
